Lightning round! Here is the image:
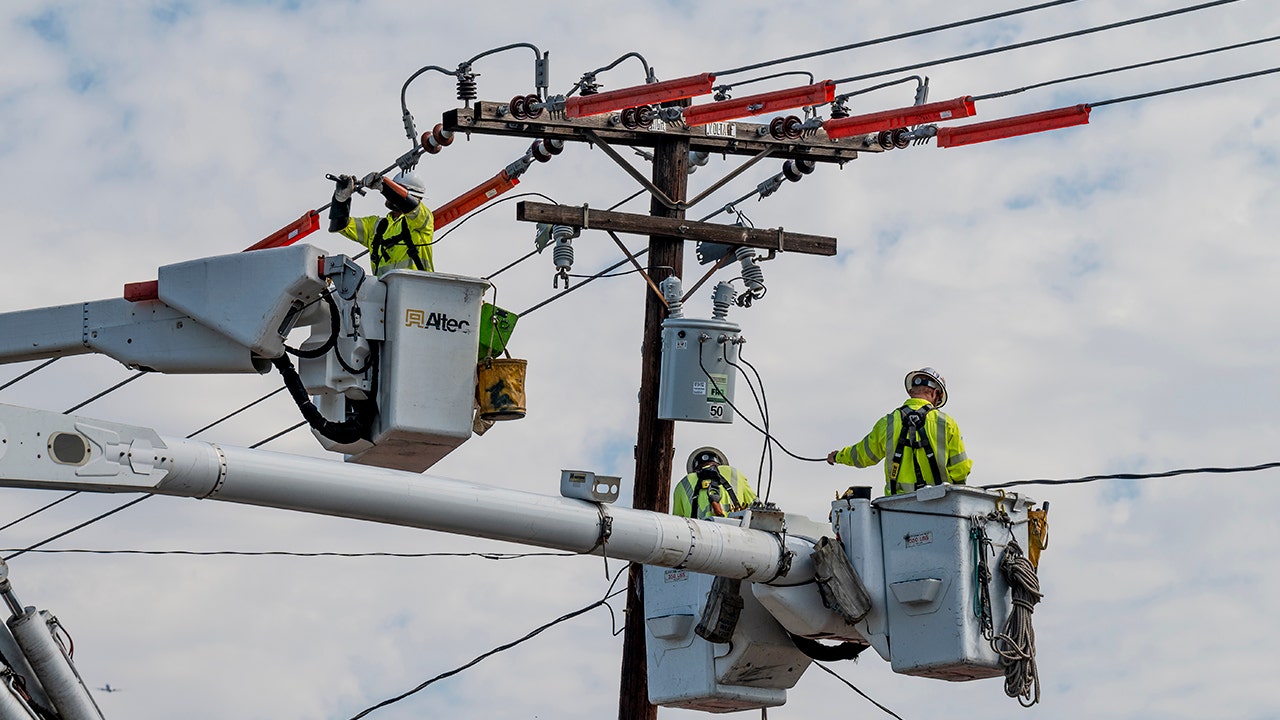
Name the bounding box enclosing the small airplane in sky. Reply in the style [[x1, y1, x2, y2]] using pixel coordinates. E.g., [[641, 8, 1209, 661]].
[[96, 684, 122, 693]]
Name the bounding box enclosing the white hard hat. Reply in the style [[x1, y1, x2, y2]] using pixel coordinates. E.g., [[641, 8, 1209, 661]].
[[904, 367, 948, 407], [687, 446, 727, 474], [393, 171, 426, 201]]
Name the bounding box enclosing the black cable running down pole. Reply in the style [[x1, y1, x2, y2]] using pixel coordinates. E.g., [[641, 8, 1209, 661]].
[[714, 0, 1082, 77], [832, 0, 1243, 85]]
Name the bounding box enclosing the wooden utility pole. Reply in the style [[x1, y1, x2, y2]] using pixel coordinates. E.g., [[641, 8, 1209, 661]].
[[618, 135, 690, 720], [446, 99, 846, 718]]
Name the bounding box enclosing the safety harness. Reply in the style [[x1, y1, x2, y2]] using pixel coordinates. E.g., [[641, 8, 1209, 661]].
[[372, 217, 427, 272], [887, 404, 947, 495], [685, 466, 741, 519]]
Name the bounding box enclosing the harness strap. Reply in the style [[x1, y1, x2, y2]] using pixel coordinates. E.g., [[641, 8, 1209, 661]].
[[889, 404, 946, 494], [373, 217, 426, 272]]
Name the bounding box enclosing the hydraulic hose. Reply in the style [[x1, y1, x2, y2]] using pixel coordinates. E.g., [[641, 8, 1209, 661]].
[[270, 354, 376, 445]]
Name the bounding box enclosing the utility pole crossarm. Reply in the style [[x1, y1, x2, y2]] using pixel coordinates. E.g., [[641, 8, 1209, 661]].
[[516, 201, 837, 256], [444, 102, 874, 164]]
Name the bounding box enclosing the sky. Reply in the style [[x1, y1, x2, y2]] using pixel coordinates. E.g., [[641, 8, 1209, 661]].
[[1, 0, 1279, 718]]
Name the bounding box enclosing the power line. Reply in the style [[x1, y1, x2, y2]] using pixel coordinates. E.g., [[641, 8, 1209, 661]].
[[0, 548, 576, 559], [1090, 64, 1280, 108], [973, 34, 1280, 102], [832, 0, 1243, 85], [62, 370, 147, 414], [0, 493, 79, 533], [250, 420, 306, 448], [714, 0, 1082, 77], [983, 460, 1280, 490], [349, 570, 627, 719], [0, 358, 59, 393], [813, 662, 905, 720], [186, 387, 286, 438], [3, 495, 151, 562]]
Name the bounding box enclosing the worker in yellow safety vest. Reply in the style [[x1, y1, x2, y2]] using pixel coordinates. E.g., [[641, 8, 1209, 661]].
[[672, 447, 757, 519], [329, 171, 434, 276], [826, 367, 972, 496]]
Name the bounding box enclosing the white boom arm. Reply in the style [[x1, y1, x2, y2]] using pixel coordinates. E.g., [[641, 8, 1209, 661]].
[[0, 404, 813, 585]]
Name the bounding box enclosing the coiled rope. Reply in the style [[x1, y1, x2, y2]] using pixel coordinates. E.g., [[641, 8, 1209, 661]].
[[992, 539, 1042, 706]]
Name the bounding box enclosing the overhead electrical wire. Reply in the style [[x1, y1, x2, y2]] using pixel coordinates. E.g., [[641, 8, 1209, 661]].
[[973, 34, 1280, 102], [814, 662, 906, 720], [1089, 64, 1280, 108], [831, 0, 1243, 86], [0, 358, 59, 393], [713, 0, 1082, 77], [0, 548, 576, 559], [2, 496, 150, 562], [983, 460, 1280, 490], [348, 568, 628, 719]]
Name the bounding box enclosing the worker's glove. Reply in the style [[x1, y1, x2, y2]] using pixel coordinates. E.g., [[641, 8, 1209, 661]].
[[333, 174, 356, 203], [361, 172, 384, 191]]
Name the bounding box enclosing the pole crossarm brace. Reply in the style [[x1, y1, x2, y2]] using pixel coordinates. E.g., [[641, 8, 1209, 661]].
[[516, 201, 837, 256], [443, 102, 876, 163], [582, 129, 777, 212]]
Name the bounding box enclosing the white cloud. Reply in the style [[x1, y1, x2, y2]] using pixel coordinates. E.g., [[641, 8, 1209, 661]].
[[1, 1, 1279, 718]]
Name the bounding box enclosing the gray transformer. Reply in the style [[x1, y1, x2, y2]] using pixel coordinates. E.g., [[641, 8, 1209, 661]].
[[657, 316, 739, 423]]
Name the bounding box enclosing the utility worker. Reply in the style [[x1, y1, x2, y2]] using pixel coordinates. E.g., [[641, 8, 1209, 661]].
[[827, 367, 972, 496], [329, 171, 434, 276], [672, 447, 756, 520]]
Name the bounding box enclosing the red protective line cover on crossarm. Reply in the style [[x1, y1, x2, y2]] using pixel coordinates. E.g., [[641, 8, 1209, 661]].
[[682, 81, 837, 127], [243, 210, 321, 252], [936, 104, 1091, 148], [432, 171, 520, 228], [564, 73, 717, 119], [823, 96, 976, 139]]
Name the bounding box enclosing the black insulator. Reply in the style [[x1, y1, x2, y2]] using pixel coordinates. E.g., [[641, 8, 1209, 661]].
[[510, 95, 529, 120], [522, 94, 543, 120], [769, 116, 787, 140], [783, 116, 804, 140], [544, 138, 564, 155], [782, 160, 805, 183], [635, 106, 655, 128], [876, 130, 895, 150], [531, 140, 554, 163], [620, 107, 638, 129], [432, 123, 454, 147], [891, 127, 911, 149], [457, 76, 478, 103]]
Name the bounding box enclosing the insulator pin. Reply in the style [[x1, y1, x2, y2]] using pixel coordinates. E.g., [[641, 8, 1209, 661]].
[[782, 158, 816, 183], [421, 123, 454, 155], [711, 282, 736, 320]]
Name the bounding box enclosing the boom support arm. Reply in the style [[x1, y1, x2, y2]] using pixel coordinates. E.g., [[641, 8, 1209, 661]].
[[0, 403, 813, 585]]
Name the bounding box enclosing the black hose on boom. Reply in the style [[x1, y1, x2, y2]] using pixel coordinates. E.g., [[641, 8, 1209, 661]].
[[270, 354, 377, 445]]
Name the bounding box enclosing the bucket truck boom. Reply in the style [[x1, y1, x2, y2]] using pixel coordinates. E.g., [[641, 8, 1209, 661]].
[[0, 402, 1043, 713]]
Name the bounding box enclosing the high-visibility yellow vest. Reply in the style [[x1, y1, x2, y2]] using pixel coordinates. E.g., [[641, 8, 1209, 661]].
[[672, 465, 756, 519], [833, 397, 972, 495], [339, 203, 434, 276]]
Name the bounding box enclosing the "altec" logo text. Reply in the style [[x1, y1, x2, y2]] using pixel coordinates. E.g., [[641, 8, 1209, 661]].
[[405, 308, 470, 332]]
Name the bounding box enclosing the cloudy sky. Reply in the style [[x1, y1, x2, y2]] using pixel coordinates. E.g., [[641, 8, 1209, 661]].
[[1, 1, 1279, 718]]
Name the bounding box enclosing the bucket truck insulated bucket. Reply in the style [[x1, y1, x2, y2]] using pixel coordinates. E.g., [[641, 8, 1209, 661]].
[[346, 271, 489, 472]]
